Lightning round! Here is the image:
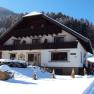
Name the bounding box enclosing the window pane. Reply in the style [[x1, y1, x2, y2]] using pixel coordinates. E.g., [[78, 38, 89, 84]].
[[13, 39, 20, 45], [32, 39, 40, 44], [51, 52, 67, 61], [10, 54, 16, 60], [54, 37, 64, 43]]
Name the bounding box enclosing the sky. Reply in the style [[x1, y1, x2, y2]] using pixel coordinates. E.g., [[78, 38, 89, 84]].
[[0, 0, 94, 24]]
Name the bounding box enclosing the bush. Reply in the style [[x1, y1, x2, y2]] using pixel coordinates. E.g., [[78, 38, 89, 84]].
[[0, 71, 10, 80]]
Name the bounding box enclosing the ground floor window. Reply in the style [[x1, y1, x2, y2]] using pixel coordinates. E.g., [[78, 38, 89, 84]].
[[10, 53, 16, 60], [51, 52, 68, 61]]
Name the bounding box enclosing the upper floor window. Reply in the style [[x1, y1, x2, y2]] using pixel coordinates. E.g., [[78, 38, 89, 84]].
[[32, 38, 40, 44], [13, 39, 20, 45], [54, 36, 64, 43], [21, 40, 26, 45]]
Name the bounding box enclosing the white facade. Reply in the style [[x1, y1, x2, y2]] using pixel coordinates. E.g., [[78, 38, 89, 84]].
[[1, 28, 87, 68], [1, 43, 86, 68]]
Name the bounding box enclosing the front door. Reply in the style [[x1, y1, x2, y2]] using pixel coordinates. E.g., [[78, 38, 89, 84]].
[[28, 53, 41, 66]]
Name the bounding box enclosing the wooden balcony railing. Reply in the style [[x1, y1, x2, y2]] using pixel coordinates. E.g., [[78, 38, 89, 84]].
[[1, 41, 78, 50]]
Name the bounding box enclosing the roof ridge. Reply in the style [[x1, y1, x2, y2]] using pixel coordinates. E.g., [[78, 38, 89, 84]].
[[24, 11, 42, 17]]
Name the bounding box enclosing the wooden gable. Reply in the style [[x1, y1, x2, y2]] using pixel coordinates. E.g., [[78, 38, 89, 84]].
[[0, 12, 93, 54]]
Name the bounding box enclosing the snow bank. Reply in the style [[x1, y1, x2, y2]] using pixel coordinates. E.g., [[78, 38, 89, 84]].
[[0, 65, 94, 94], [0, 65, 12, 72]]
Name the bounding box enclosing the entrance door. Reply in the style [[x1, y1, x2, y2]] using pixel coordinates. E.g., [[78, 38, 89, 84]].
[[28, 53, 41, 66]]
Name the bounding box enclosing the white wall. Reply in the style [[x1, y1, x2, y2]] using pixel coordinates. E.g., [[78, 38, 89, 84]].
[[78, 42, 86, 64], [41, 48, 83, 67], [4, 36, 17, 45], [58, 30, 77, 42], [20, 36, 31, 44], [1, 45, 84, 68]]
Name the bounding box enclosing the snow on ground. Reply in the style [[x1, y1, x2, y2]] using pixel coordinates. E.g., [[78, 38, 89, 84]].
[[0, 65, 94, 94]]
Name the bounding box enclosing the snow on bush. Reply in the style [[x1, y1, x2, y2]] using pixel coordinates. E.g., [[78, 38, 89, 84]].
[[0, 65, 12, 72]]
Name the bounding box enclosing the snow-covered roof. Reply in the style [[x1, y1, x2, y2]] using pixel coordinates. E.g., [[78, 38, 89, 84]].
[[24, 11, 42, 17], [87, 56, 94, 63]]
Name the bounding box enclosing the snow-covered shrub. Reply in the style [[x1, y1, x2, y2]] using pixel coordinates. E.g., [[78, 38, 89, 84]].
[[0, 65, 14, 80], [0, 65, 12, 72], [32, 73, 37, 80]]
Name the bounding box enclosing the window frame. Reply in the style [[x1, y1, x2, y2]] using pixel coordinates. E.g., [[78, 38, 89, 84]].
[[54, 36, 64, 43], [50, 51, 68, 62], [10, 53, 16, 60], [28, 54, 34, 62], [32, 38, 40, 44]]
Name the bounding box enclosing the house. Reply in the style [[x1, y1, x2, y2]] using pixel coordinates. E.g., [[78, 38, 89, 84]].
[[0, 12, 93, 74]]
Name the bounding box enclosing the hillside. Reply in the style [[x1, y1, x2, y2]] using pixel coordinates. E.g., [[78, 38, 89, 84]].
[[0, 7, 23, 34], [0, 7, 15, 16], [0, 7, 94, 47]]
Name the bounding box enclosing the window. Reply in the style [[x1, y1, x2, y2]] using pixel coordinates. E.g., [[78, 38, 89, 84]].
[[28, 54, 34, 61], [51, 52, 67, 61], [10, 53, 16, 60], [22, 40, 26, 45], [13, 39, 20, 45], [44, 39, 48, 43], [54, 36, 64, 43], [32, 38, 40, 44]]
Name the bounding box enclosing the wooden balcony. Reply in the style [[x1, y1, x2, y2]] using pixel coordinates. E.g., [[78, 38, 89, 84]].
[[1, 41, 78, 50]]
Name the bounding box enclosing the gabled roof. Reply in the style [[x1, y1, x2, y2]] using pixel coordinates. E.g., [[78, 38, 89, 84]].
[[24, 11, 42, 17], [0, 12, 93, 54]]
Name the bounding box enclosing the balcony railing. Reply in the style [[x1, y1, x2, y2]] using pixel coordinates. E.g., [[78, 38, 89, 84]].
[[1, 41, 78, 50]]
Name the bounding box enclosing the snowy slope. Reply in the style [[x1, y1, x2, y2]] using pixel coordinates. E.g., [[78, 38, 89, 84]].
[[0, 65, 94, 94]]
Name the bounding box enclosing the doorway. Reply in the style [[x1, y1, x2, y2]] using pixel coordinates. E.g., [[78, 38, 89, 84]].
[[28, 53, 41, 66]]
